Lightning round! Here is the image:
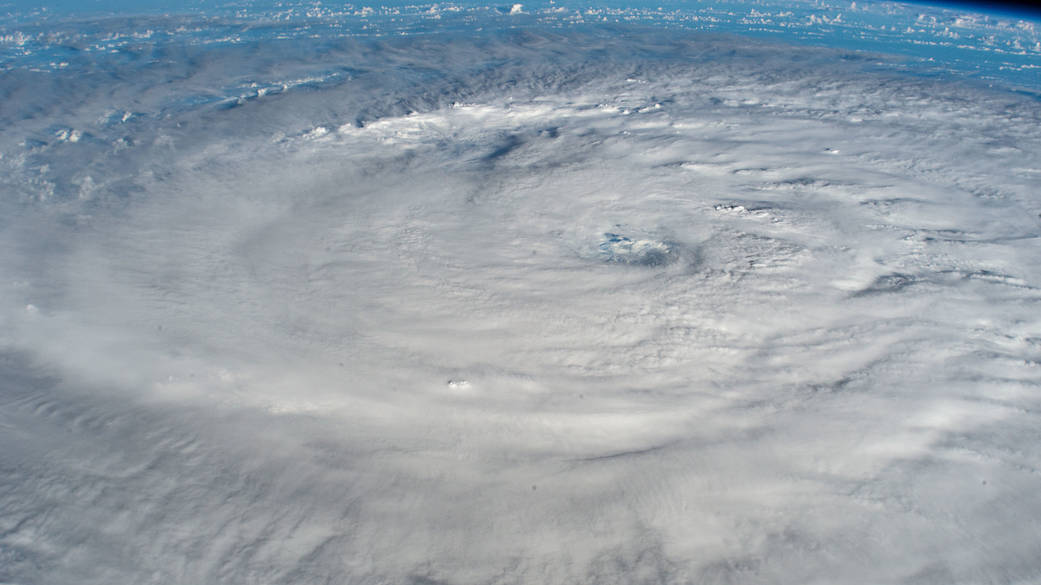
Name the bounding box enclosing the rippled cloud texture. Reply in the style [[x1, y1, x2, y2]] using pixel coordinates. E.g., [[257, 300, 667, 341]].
[[2, 19, 1041, 585]]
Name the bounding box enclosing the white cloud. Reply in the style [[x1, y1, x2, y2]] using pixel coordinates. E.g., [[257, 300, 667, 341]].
[[1, 21, 1041, 585]]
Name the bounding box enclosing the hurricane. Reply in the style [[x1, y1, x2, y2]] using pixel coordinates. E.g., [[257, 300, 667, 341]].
[[2, 1, 1041, 584]]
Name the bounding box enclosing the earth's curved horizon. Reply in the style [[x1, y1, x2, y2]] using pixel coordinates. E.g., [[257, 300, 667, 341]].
[[2, 1, 1040, 584]]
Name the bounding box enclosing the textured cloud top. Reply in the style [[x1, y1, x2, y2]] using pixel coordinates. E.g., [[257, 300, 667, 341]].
[[2, 11, 1041, 585]]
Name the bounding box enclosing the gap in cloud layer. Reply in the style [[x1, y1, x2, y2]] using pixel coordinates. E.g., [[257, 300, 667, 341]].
[[2, 0, 1040, 88]]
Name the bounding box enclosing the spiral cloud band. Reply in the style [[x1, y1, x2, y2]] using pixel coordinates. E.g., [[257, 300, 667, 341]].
[[2, 4, 1041, 584]]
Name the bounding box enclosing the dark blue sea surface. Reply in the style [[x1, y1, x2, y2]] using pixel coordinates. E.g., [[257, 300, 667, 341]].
[[2, 0, 1039, 89]]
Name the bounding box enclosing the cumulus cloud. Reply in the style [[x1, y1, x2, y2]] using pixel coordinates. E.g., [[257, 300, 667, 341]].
[[1, 23, 1041, 585]]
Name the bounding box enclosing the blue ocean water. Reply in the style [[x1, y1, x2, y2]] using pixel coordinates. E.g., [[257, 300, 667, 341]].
[[2, 0, 1039, 90]]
